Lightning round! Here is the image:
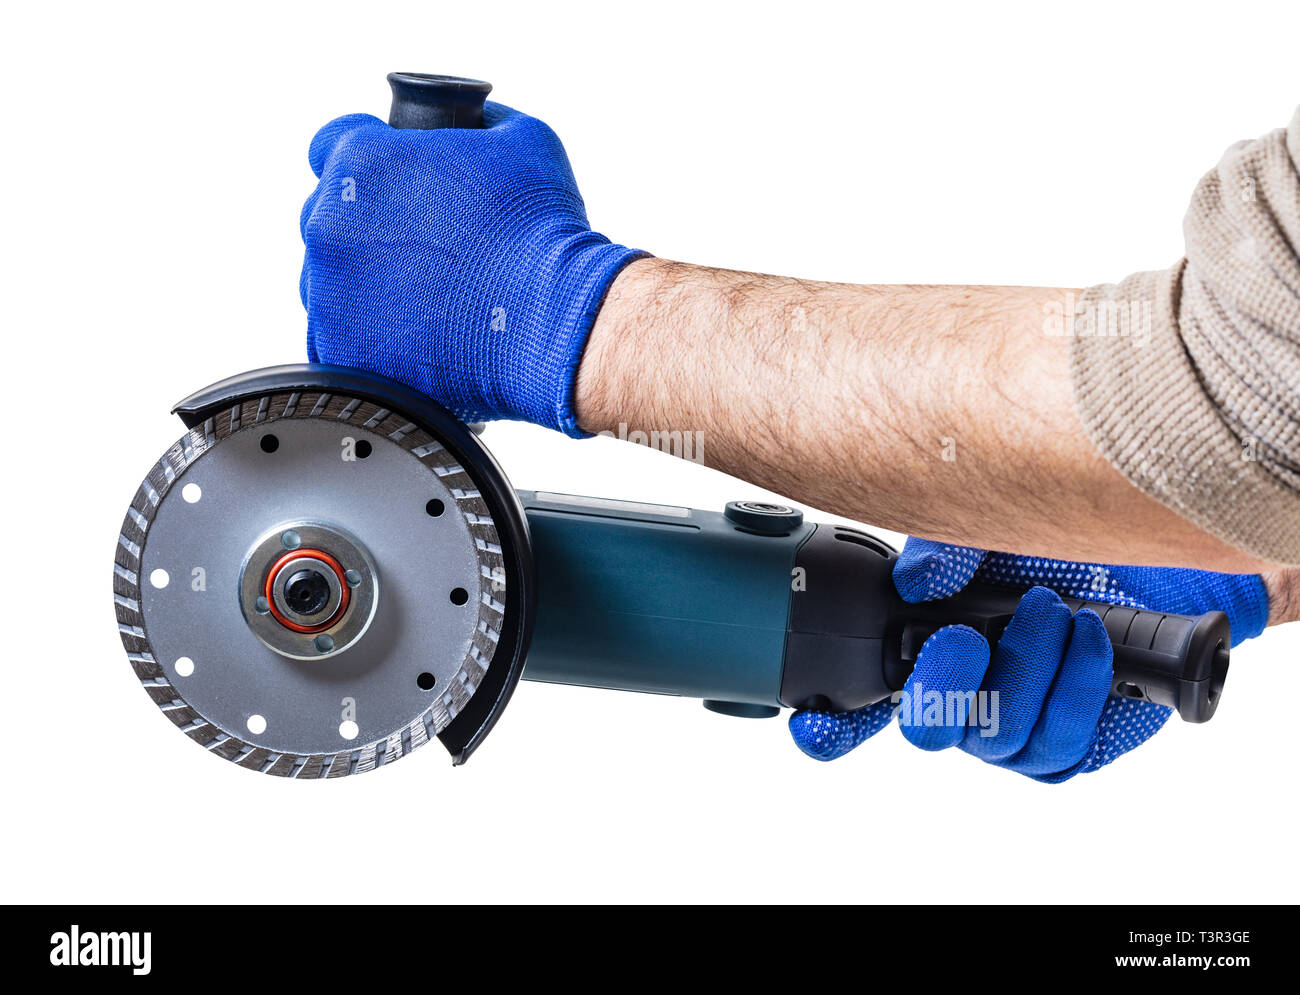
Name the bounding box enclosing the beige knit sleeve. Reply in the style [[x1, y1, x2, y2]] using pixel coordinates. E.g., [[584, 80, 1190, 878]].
[[1071, 106, 1300, 563]]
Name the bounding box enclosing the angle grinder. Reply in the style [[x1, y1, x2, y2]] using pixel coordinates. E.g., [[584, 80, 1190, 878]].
[[112, 74, 1234, 777]]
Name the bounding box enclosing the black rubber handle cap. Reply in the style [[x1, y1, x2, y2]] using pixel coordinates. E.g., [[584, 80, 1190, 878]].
[[387, 72, 491, 130]]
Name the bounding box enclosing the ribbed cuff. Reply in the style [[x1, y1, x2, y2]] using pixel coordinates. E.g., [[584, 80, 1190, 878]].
[[546, 242, 650, 438]]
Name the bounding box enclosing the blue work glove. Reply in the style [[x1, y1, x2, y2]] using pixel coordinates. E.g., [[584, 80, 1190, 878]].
[[789, 540, 1269, 782], [301, 105, 646, 436]]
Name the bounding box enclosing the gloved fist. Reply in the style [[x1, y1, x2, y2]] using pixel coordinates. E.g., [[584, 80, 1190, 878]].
[[789, 539, 1268, 782], [301, 106, 645, 435]]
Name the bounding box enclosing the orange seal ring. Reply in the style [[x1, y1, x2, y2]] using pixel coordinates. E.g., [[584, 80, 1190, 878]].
[[263, 548, 351, 633]]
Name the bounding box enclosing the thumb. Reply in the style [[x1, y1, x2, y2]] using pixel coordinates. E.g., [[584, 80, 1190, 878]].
[[789, 701, 895, 761], [893, 538, 988, 603]]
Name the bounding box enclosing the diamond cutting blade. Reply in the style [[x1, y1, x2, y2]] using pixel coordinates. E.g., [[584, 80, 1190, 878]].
[[114, 390, 508, 777]]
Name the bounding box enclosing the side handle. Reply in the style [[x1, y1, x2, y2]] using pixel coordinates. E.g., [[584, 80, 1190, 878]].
[[387, 72, 491, 130]]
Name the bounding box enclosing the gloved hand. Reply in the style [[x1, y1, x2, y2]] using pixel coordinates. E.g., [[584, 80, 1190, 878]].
[[301, 105, 646, 436], [789, 540, 1269, 782]]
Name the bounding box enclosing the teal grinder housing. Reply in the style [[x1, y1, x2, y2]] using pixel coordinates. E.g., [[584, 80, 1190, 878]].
[[517, 491, 1232, 724]]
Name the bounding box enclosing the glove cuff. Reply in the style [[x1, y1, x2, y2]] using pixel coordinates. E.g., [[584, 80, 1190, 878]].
[[534, 240, 649, 437]]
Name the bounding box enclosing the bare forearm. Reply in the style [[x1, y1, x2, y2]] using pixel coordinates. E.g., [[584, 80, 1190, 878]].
[[576, 258, 1276, 575]]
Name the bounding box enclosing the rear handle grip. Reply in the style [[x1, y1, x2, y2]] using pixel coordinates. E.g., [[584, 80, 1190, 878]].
[[886, 584, 1231, 723]]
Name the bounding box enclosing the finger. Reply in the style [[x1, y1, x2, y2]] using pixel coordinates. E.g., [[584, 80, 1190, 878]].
[[1004, 608, 1112, 779], [975, 552, 1108, 598], [892, 538, 988, 603], [308, 112, 386, 178], [1139, 570, 1269, 645], [1069, 698, 1172, 778], [962, 586, 1072, 765], [898, 624, 990, 752], [789, 701, 895, 761], [299, 185, 319, 241]]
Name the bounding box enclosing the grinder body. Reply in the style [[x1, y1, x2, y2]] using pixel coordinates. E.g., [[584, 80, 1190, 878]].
[[521, 492, 1232, 723], [520, 492, 805, 713]]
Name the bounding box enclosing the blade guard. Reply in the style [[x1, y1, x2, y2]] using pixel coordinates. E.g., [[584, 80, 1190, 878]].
[[172, 364, 535, 764]]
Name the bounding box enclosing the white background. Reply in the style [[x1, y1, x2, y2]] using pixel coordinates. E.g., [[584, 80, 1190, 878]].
[[5, 0, 1298, 904]]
